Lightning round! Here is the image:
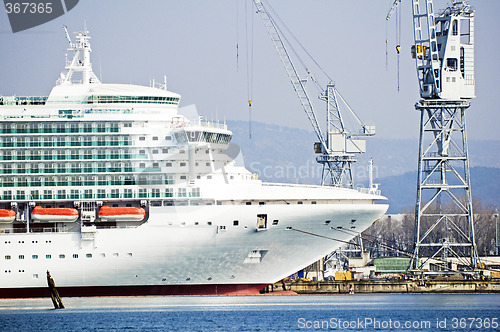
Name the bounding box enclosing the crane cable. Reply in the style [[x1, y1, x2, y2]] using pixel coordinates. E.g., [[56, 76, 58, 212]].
[[338, 227, 495, 273], [385, 21, 389, 71], [264, 2, 366, 132], [236, 0, 239, 72], [289, 226, 496, 273], [266, 1, 331, 91], [396, 5, 402, 91], [245, 0, 254, 139]]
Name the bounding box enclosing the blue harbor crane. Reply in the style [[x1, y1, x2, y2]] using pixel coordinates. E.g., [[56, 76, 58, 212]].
[[387, 0, 479, 274]]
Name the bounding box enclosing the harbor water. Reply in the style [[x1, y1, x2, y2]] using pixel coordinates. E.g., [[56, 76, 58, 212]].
[[0, 294, 499, 331]]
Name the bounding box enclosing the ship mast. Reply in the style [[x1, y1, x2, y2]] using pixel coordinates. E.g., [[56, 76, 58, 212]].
[[58, 25, 101, 86]]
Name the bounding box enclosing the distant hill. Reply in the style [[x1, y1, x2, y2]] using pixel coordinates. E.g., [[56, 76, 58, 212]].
[[373, 167, 500, 213], [227, 120, 500, 213]]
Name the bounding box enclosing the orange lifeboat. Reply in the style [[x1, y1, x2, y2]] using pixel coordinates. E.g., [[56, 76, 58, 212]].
[[98, 205, 145, 222], [31, 206, 79, 222], [0, 209, 15, 223]]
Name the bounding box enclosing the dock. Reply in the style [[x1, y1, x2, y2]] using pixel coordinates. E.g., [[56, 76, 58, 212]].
[[270, 279, 500, 294]]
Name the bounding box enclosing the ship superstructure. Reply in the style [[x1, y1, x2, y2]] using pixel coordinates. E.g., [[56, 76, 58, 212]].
[[0, 28, 388, 297]]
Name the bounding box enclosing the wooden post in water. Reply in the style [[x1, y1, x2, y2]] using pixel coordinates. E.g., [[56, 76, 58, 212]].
[[46, 270, 64, 309]]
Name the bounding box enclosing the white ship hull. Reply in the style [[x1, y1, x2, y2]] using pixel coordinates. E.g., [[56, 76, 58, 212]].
[[0, 189, 387, 297]]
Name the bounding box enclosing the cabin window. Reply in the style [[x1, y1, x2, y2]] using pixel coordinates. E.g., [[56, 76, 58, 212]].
[[19, 255, 24, 259], [166, 162, 172, 167], [46, 255, 51, 259], [233, 220, 239, 226], [73, 254, 78, 259], [460, 19, 470, 44], [32, 255, 38, 259], [139, 136, 146, 141], [152, 136, 158, 141], [165, 136, 171, 140], [152, 150, 158, 154], [446, 58, 458, 71], [5, 255, 10, 260], [272, 220, 279, 226], [180, 162, 186, 167], [59, 254, 65, 259], [452, 19, 458, 36], [86, 254, 92, 258]]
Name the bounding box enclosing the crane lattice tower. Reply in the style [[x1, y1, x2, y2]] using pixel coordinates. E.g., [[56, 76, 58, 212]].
[[408, 0, 479, 274]]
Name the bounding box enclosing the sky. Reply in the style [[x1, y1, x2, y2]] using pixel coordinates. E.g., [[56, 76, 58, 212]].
[[0, 0, 499, 140]]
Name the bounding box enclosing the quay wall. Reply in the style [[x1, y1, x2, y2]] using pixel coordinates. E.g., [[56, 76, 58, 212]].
[[270, 280, 500, 294]]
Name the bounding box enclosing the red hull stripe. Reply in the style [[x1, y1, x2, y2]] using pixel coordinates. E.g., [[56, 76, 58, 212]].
[[0, 284, 269, 298]]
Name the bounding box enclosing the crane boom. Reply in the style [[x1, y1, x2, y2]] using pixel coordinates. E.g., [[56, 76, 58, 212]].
[[386, 0, 402, 21], [251, 0, 374, 188], [252, 0, 326, 150]]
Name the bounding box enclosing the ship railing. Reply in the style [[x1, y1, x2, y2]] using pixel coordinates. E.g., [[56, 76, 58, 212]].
[[171, 119, 228, 131], [357, 187, 382, 196], [0, 96, 48, 106], [262, 182, 327, 189], [262, 182, 382, 196], [198, 121, 227, 130]]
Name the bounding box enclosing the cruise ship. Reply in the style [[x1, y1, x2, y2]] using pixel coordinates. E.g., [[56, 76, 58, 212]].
[[0, 28, 388, 297]]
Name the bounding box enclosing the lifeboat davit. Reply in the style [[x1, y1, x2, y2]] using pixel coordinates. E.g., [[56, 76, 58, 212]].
[[31, 206, 79, 222], [0, 209, 16, 223], [98, 205, 145, 222]]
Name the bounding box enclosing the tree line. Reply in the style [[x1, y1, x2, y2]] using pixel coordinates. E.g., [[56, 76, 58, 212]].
[[362, 198, 499, 258]]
